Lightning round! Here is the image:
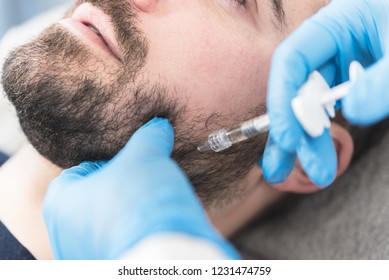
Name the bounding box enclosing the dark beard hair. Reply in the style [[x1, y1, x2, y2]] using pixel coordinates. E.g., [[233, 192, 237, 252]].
[[1, 0, 267, 208]]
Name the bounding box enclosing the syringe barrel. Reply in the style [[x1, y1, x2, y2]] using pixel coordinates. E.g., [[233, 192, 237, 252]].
[[225, 125, 251, 143], [205, 115, 270, 152], [225, 115, 270, 144]]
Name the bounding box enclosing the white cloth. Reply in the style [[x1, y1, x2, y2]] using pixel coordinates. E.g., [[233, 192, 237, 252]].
[[120, 234, 229, 260]]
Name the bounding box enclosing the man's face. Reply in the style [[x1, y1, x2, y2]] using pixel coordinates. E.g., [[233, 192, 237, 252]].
[[2, 0, 326, 207], [140, 0, 327, 119], [142, 0, 276, 121]]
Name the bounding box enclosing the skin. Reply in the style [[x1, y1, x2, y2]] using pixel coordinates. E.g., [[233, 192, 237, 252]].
[[136, 0, 330, 121], [0, 145, 61, 259], [0, 0, 353, 259], [120, 0, 338, 202]]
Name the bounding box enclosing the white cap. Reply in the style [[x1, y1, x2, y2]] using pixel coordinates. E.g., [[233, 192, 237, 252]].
[[292, 61, 364, 138]]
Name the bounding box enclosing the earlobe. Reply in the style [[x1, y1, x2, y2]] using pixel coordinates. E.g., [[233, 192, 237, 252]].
[[132, 0, 159, 13], [331, 122, 354, 179], [267, 123, 354, 193]]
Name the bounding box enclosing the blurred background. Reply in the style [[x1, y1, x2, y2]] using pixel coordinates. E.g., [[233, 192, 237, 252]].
[[0, 0, 71, 38]]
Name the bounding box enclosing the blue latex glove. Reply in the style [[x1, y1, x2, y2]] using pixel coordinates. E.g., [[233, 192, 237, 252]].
[[262, 0, 389, 187], [43, 118, 239, 260]]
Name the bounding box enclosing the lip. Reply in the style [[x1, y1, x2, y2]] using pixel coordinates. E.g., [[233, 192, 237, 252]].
[[59, 3, 123, 63]]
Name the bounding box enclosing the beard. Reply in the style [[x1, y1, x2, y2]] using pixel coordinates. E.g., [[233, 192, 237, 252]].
[[1, 0, 266, 208]]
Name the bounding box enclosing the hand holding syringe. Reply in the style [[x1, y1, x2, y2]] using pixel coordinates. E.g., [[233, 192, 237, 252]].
[[198, 61, 364, 153]]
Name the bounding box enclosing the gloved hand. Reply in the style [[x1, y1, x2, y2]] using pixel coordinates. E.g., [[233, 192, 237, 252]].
[[262, 0, 389, 187], [43, 118, 239, 260]]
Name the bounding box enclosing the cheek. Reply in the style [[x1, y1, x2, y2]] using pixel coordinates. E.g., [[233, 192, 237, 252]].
[[142, 12, 277, 119], [172, 41, 273, 117], [185, 40, 275, 119]]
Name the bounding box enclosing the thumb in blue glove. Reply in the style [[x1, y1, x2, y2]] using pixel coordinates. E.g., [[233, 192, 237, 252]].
[[343, 56, 389, 125], [43, 117, 239, 260], [262, 0, 389, 187]]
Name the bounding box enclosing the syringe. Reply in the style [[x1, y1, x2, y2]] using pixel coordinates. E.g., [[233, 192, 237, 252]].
[[198, 61, 364, 153], [197, 115, 270, 152]]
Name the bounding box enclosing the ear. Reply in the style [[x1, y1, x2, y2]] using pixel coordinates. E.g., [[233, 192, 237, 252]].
[[132, 0, 159, 12], [269, 123, 354, 193]]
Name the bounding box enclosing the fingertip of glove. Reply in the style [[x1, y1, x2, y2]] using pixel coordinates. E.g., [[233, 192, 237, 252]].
[[260, 156, 288, 185], [270, 129, 299, 153], [143, 117, 170, 128], [121, 117, 175, 160], [314, 176, 334, 189], [308, 164, 336, 188], [141, 117, 174, 138], [262, 169, 288, 185]]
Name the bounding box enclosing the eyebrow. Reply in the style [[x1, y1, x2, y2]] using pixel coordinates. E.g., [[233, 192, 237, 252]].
[[270, 0, 286, 30]]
